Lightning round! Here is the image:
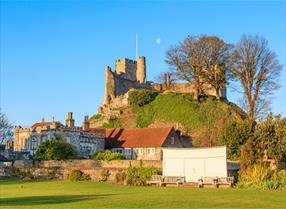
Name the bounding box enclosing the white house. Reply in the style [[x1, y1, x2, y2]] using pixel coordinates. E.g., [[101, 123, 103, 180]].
[[163, 146, 227, 182]]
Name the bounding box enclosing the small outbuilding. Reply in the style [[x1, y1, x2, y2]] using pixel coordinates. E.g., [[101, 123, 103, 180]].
[[163, 146, 227, 182]]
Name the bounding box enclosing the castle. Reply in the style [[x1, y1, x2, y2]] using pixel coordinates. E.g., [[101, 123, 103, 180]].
[[98, 56, 226, 118]]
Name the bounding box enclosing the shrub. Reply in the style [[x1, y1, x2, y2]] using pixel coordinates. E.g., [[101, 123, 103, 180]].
[[101, 118, 122, 128], [237, 164, 286, 190], [219, 119, 253, 160], [68, 170, 90, 181], [89, 114, 102, 122], [128, 89, 159, 107], [99, 170, 110, 182], [115, 171, 126, 184], [126, 166, 157, 186], [35, 135, 77, 161], [92, 150, 126, 161]]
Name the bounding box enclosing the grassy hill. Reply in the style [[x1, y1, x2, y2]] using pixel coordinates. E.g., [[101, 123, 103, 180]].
[[90, 90, 246, 146]]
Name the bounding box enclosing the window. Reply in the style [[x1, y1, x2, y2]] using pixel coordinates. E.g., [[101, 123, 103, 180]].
[[170, 137, 175, 145], [137, 148, 144, 155], [124, 148, 132, 155], [147, 148, 156, 155], [112, 148, 123, 153]]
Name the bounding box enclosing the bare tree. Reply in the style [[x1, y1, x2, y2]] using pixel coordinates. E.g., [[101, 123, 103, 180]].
[[197, 36, 232, 99], [166, 36, 204, 100], [165, 35, 231, 100], [230, 35, 282, 121], [0, 111, 13, 144], [155, 70, 177, 86]]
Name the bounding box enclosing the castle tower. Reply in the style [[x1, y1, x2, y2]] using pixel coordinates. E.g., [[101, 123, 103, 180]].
[[82, 115, 90, 131], [136, 56, 146, 83], [103, 65, 116, 104], [115, 59, 137, 81], [66, 112, 75, 128], [13, 126, 20, 151]]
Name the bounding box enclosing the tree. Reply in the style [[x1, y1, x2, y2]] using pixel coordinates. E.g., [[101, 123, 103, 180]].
[[166, 35, 231, 100], [254, 113, 286, 163], [0, 111, 13, 144], [229, 35, 282, 120], [220, 119, 253, 160], [34, 135, 77, 160], [155, 70, 177, 86], [197, 36, 232, 99]]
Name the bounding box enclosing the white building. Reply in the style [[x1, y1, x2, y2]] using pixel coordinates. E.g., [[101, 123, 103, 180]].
[[163, 146, 227, 182]]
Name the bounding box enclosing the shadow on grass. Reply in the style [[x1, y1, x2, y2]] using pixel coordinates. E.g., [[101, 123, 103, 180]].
[[0, 194, 116, 206]]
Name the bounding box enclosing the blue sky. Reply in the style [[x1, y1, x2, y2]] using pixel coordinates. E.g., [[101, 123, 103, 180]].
[[1, 0, 285, 126]]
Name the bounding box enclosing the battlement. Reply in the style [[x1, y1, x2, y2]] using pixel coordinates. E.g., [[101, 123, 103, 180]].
[[114, 56, 146, 83]]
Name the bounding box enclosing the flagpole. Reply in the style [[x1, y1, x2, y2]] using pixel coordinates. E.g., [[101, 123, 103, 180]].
[[135, 34, 138, 58]]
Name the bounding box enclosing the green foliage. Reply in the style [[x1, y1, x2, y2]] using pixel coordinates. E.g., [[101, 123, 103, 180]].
[[35, 136, 77, 161], [92, 150, 126, 161], [219, 119, 253, 160], [237, 164, 286, 190], [254, 113, 286, 162], [126, 166, 157, 186], [128, 89, 159, 107], [101, 118, 122, 128], [89, 114, 102, 122], [68, 170, 90, 181], [131, 92, 241, 146]]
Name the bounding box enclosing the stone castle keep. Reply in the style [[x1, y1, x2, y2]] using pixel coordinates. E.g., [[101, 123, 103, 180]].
[[98, 56, 226, 118]]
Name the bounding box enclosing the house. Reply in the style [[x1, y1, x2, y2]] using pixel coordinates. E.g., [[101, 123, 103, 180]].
[[14, 112, 105, 158], [105, 127, 183, 160]]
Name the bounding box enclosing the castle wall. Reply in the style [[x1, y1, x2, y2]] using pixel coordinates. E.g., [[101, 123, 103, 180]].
[[103, 66, 116, 105], [114, 74, 151, 97], [152, 83, 226, 98]]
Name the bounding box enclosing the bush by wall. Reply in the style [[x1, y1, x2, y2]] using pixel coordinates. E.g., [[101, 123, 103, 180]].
[[92, 150, 126, 161], [237, 164, 286, 190], [126, 166, 157, 186], [68, 170, 90, 181], [35, 136, 77, 161], [128, 89, 159, 107]]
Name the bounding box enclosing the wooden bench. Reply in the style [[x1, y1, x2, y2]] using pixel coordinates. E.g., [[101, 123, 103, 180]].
[[198, 176, 234, 188], [161, 176, 185, 187], [147, 175, 185, 187], [217, 177, 234, 188], [146, 175, 163, 187]]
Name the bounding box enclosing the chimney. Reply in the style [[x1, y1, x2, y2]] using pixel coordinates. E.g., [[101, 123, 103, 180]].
[[66, 112, 75, 128], [82, 115, 90, 131]]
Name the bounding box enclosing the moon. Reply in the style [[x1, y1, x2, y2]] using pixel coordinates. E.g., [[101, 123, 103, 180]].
[[156, 38, 161, 44]]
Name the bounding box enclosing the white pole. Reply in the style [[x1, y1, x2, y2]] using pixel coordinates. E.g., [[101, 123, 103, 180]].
[[135, 34, 138, 58]]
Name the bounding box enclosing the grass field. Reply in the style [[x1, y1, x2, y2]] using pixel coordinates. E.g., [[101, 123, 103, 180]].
[[0, 179, 285, 209]]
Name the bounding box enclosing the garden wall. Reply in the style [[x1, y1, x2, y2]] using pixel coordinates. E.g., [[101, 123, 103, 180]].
[[0, 159, 162, 183]]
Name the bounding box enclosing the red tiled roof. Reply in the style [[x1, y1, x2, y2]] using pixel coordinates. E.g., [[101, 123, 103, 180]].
[[105, 127, 174, 148]]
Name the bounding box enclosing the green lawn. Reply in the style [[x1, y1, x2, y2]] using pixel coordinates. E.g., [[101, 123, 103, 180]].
[[0, 179, 285, 209]]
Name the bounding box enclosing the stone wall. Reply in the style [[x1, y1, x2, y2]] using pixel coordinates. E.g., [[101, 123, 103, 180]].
[[152, 83, 226, 98], [1, 159, 162, 182]]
